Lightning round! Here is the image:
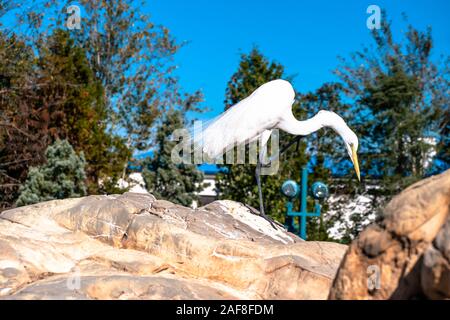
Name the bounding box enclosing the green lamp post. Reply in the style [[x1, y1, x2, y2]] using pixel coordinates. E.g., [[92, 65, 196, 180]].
[[281, 167, 329, 240]]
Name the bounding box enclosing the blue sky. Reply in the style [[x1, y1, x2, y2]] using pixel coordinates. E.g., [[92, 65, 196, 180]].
[[145, 0, 450, 120]]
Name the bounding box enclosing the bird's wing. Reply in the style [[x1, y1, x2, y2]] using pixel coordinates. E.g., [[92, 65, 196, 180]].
[[190, 80, 295, 160], [192, 93, 273, 160]]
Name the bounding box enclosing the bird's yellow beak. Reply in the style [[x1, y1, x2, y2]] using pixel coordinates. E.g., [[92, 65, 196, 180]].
[[351, 144, 360, 181]]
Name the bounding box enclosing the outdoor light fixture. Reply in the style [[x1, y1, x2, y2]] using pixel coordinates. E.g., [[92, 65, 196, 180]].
[[281, 168, 329, 240], [311, 182, 329, 200], [281, 180, 300, 199]]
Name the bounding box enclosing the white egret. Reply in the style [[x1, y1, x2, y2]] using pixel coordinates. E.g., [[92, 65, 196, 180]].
[[192, 79, 360, 227]]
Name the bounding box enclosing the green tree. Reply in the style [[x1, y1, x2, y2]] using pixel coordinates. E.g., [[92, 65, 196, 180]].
[[36, 29, 130, 193], [16, 139, 87, 206], [328, 17, 449, 242], [1, 0, 203, 174], [0, 29, 130, 210], [335, 18, 447, 197], [0, 32, 49, 210], [216, 48, 308, 223], [142, 110, 204, 207], [66, 0, 203, 157]]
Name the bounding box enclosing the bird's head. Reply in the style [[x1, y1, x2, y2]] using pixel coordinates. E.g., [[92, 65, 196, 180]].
[[344, 132, 360, 181], [320, 110, 360, 181]]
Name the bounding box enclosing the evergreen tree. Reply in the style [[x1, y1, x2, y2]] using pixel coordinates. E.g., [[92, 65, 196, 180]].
[[2, 0, 203, 179], [36, 29, 130, 193], [142, 110, 204, 207], [16, 140, 87, 206], [0, 32, 49, 209], [329, 18, 449, 242], [335, 18, 447, 197], [1, 29, 130, 209], [65, 0, 203, 154]]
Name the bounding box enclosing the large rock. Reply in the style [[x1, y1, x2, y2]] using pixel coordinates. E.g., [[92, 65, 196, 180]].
[[0, 193, 346, 299], [329, 169, 450, 300]]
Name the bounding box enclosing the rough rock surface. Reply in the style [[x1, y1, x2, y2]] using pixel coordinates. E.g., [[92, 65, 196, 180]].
[[0, 194, 346, 299], [329, 169, 450, 300]]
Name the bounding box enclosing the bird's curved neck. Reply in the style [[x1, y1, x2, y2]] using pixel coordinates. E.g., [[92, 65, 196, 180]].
[[278, 110, 350, 139], [279, 111, 328, 136]]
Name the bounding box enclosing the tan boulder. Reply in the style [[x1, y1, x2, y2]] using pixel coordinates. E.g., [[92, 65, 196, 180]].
[[0, 193, 346, 299], [329, 169, 450, 300]]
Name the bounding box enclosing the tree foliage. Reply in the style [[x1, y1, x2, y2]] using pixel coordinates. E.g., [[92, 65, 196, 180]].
[[16, 139, 87, 206], [142, 110, 204, 207], [327, 17, 449, 241], [0, 29, 130, 209], [335, 18, 447, 195], [66, 0, 204, 153], [1, 1, 200, 208], [36, 29, 130, 192], [0, 32, 47, 209]]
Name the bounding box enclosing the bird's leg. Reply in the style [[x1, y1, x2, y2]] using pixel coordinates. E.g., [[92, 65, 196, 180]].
[[262, 135, 303, 168], [295, 137, 300, 152], [252, 135, 304, 230], [255, 159, 277, 229]]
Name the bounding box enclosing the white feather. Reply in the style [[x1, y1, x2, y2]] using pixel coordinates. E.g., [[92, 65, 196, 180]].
[[193, 79, 295, 159]]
